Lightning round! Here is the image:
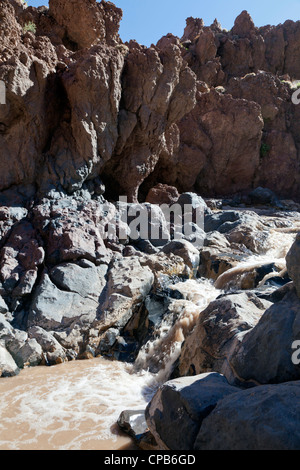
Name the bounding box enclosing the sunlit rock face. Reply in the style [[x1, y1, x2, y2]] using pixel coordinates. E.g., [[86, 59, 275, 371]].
[[1, 1, 300, 200], [48, 0, 123, 49]]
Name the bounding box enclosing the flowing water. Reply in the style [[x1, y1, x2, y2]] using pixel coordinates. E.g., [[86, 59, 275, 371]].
[[215, 228, 298, 290], [0, 221, 298, 450], [0, 357, 156, 450], [133, 279, 220, 380], [0, 278, 220, 451]]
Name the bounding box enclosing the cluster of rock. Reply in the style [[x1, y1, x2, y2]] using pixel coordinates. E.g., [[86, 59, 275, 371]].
[[1, 0, 300, 451], [117, 229, 300, 451], [0, 186, 205, 373]]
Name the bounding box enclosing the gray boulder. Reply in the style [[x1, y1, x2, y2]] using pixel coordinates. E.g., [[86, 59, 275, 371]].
[[161, 240, 200, 276], [203, 231, 231, 249], [0, 314, 43, 369], [124, 203, 170, 247], [176, 193, 206, 241], [204, 210, 270, 254], [225, 212, 270, 254], [248, 186, 279, 206], [145, 373, 238, 450], [27, 273, 98, 331], [178, 292, 270, 383], [6, 335, 43, 369], [204, 211, 241, 233], [117, 409, 158, 449], [0, 313, 15, 343], [177, 193, 207, 212], [286, 233, 300, 297], [230, 289, 300, 385], [94, 257, 154, 330], [173, 223, 205, 250], [195, 381, 300, 450], [0, 343, 20, 377], [0, 295, 8, 314], [118, 410, 148, 441], [28, 326, 68, 365], [50, 260, 107, 300]]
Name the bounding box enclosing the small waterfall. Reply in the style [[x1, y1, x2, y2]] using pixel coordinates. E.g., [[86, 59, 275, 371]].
[[215, 228, 297, 291], [128, 227, 298, 383], [132, 279, 221, 385], [0, 218, 298, 450], [130, 227, 298, 381]]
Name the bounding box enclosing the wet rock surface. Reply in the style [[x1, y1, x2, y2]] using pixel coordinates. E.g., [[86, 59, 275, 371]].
[[117, 409, 159, 450], [1, 1, 300, 201], [177, 291, 272, 382], [194, 381, 300, 450], [145, 373, 238, 450], [286, 234, 300, 297], [229, 289, 300, 385]]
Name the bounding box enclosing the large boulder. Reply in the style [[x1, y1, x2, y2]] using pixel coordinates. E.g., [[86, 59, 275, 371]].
[[145, 373, 238, 450], [6, 334, 43, 369], [229, 289, 300, 385], [27, 272, 99, 331], [177, 192, 207, 214], [161, 240, 200, 276], [204, 211, 241, 233], [94, 257, 154, 332], [204, 210, 272, 255], [28, 326, 68, 365], [248, 187, 279, 206], [286, 233, 300, 297], [0, 314, 43, 369], [0, 343, 19, 377], [195, 381, 300, 450], [117, 409, 158, 450], [199, 234, 242, 281], [32, 198, 112, 265], [178, 292, 271, 383], [50, 260, 107, 301], [0, 314, 15, 343], [223, 211, 271, 254], [124, 203, 171, 248], [145, 184, 179, 206], [49, 0, 123, 49]]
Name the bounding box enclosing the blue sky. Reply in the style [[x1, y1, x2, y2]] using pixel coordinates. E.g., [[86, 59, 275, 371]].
[[27, 0, 300, 46]]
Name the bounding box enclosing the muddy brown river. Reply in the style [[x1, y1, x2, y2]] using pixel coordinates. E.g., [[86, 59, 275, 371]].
[[1, 227, 297, 450], [0, 357, 157, 450]]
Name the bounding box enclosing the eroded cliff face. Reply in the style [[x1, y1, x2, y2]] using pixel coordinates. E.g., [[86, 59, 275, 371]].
[[0, 0, 198, 201], [1, 1, 300, 201], [144, 10, 300, 201]]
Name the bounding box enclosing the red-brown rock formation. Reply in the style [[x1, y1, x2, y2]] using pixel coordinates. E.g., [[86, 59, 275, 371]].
[[48, 0, 123, 49], [1, 0, 300, 201]]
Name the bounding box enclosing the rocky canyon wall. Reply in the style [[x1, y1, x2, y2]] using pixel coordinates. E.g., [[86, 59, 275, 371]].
[[0, 0, 300, 202]]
